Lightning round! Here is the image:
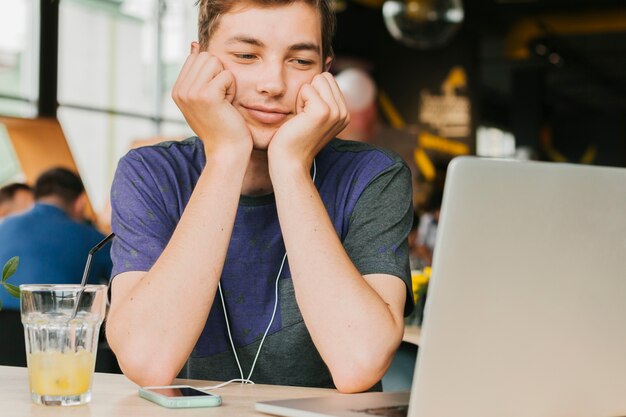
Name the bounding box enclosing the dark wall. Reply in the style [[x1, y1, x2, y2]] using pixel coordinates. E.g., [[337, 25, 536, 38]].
[[334, 3, 478, 128], [333, 2, 626, 169], [333, 2, 479, 185]]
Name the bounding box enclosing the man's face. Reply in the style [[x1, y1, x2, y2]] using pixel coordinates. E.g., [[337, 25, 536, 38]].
[[207, 1, 328, 150]]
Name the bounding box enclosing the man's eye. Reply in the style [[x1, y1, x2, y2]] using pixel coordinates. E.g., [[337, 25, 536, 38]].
[[293, 59, 314, 66], [235, 54, 256, 60]]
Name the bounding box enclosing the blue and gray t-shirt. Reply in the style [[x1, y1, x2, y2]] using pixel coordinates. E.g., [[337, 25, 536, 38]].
[[110, 137, 413, 389]]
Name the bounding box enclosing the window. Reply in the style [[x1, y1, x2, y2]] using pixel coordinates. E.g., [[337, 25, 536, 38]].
[[0, 0, 39, 117], [57, 0, 195, 216]]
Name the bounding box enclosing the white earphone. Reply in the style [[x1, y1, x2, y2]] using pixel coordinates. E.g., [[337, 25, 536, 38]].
[[211, 158, 318, 387]]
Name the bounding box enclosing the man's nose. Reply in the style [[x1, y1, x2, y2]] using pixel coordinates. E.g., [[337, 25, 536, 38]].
[[256, 60, 286, 97]]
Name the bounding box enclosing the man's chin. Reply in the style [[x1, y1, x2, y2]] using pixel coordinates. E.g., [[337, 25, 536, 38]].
[[250, 127, 278, 151]]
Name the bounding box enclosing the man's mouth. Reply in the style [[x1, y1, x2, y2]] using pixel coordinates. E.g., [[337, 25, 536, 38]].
[[241, 105, 291, 125]]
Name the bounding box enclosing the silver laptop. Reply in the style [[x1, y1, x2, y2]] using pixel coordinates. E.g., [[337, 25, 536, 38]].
[[256, 156, 626, 417]]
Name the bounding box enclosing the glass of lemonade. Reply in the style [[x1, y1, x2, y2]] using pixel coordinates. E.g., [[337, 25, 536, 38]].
[[20, 284, 107, 406]]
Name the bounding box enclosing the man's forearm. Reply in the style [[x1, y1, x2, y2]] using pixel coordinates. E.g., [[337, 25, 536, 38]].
[[270, 163, 405, 393], [107, 151, 249, 386]]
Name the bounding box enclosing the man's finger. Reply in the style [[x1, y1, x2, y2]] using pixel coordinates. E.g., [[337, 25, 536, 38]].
[[296, 83, 321, 115], [173, 45, 201, 97], [321, 72, 349, 120], [177, 42, 202, 86], [311, 74, 338, 111], [211, 70, 237, 103], [183, 54, 224, 99]]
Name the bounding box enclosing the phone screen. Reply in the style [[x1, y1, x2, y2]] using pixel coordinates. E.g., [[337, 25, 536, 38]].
[[149, 387, 212, 397]]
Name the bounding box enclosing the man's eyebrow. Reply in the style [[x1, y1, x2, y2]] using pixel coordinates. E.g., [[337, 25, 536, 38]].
[[225, 36, 265, 47], [225, 36, 320, 55], [289, 42, 321, 55]]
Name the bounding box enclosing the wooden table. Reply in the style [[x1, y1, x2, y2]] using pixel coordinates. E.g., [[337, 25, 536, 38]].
[[402, 324, 421, 346], [1, 365, 335, 416]]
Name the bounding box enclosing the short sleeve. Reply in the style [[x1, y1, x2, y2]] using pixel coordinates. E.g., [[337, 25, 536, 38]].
[[343, 160, 414, 316], [109, 152, 177, 278]]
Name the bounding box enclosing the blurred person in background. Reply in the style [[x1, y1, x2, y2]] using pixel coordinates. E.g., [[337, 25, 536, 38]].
[[413, 187, 443, 268], [335, 67, 422, 212], [0, 183, 34, 221], [335, 67, 378, 143], [0, 167, 112, 311]]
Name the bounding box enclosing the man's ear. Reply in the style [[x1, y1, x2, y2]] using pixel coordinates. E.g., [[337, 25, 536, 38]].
[[324, 57, 333, 72], [193, 40, 210, 53], [71, 193, 88, 222]]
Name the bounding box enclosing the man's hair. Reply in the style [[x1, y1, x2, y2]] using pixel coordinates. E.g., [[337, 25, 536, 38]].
[[196, 0, 336, 62], [0, 183, 32, 205], [34, 167, 84, 205]]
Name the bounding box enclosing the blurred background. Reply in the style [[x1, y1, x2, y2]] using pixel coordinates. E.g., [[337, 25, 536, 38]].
[[1, 0, 625, 229]]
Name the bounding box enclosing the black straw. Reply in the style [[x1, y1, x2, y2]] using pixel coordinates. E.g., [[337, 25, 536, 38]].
[[71, 232, 115, 320], [80, 233, 115, 288]]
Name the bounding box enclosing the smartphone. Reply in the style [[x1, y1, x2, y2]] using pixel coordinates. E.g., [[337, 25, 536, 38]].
[[139, 385, 222, 408]]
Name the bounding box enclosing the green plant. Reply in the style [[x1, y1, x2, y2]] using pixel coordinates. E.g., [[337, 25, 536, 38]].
[[1, 256, 20, 310]]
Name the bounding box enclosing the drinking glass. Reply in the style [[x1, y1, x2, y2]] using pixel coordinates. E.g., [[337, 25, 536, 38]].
[[20, 284, 107, 406]]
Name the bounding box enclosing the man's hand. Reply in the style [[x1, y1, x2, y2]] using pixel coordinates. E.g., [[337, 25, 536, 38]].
[[172, 42, 252, 156], [267, 73, 407, 392], [268, 72, 350, 169]]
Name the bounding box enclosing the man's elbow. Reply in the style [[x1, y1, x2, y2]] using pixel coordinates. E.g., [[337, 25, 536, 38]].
[[330, 351, 394, 393], [106, 327, 179, 387], [121, 364, 178, 388], [115, 352, 179, 387]]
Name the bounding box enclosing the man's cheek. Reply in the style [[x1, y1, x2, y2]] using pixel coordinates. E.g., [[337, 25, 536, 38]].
[[232, 102, 247, 121]]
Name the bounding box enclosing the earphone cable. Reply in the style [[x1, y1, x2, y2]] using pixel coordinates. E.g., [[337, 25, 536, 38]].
[[199, 378, 254, 391], [217, 157, 317, 384]]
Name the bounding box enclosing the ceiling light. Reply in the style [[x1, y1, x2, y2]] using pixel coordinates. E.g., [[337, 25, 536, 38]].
[[382, 0, 464, 49]]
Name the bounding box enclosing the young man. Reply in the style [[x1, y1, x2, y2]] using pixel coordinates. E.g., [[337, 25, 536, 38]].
[[107, 0, 413, 393]]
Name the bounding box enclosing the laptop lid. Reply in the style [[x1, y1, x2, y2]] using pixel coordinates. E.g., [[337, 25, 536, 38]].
[[257, 157, 626, 417], [410, 156, 626, 417]]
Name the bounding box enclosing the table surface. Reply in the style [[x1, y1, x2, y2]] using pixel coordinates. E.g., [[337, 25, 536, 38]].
[[402, 324, 421, 346], [1, 365, 337, 416], [3, 325, 420, 415]]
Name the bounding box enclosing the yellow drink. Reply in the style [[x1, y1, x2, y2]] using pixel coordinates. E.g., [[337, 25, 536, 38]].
[[28, 350, 95, 396], [21, 285, 107, 405]]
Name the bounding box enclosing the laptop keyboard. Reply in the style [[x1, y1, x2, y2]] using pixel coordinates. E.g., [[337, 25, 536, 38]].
[[353, 405, 409, 417]]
